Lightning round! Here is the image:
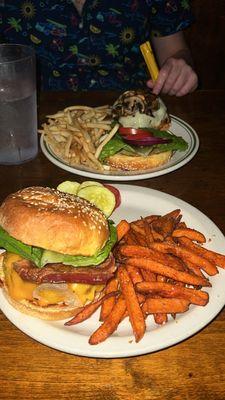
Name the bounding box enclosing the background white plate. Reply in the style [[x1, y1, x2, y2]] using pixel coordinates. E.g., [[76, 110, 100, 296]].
[[1, 185, 224, 358], [40, 116, 199, 181]]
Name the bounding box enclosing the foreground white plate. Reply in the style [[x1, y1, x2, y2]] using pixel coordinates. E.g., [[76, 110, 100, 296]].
[[0, 185, 224, 358], [40, 115, 199, 181]]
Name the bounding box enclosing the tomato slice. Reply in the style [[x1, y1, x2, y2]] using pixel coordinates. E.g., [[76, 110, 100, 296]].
[[118, 127, 153, 139], [103, 184, 121, 210]]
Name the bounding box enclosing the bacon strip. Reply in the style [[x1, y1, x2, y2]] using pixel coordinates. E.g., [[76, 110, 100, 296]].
[[13, 254, 116, 285]]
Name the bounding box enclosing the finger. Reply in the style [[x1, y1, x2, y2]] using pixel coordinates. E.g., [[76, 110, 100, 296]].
[[152, 65, 172, 95], [168, 73, 187, 96], [146, 79, 154, 89], [160, 59, 185, 95], [175, 72, 198, 97], [168, 65, 194, 96], [161, 71, 181, 95]]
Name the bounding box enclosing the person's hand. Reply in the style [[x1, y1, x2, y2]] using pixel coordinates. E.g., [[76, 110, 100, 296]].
[[147, 57, 198, 97]]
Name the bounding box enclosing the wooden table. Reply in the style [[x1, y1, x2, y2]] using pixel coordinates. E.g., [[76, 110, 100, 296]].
[[0, 90, 225, 400]]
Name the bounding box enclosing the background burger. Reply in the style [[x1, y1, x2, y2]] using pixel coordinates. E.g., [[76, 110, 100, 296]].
[[0, 186, 117, 320], [98, 90, 188, 171]]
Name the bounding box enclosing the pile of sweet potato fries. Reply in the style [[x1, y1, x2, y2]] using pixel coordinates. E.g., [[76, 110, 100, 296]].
[[65, 209, 225, 345]]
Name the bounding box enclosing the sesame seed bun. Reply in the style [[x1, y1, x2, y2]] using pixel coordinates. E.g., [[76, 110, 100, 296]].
[[0, 186, 109, 256], [106, 150, 172, 171]]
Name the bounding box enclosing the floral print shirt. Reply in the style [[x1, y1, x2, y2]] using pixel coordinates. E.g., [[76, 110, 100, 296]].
[[0, 0, 194, 91]]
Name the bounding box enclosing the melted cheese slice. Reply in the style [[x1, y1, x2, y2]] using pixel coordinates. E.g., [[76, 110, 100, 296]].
[[3, 253, 104, 306]]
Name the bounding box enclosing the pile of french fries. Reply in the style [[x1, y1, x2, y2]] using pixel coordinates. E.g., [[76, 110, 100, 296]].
[[38, 105, 115, 171], [65, 209, 225, 345]]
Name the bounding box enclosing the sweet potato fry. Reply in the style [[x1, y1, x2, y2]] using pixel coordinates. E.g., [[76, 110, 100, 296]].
[[130, 222, 145, 236], [142, 298, 190, 315], [139, 270, 167, 323], [126, 264, 143, 285], [89, 294, 127, 345], [125, 257, 211, 287], [142, 217, 154, 245], [163, 209, 182, 220], [136, 281, 209, 306], [141, 269, 157, 282], [65, 291, 119, 326], [178, 236, 225, 269], [177, 221, 187, 229], [157, 274, 167, 282], [172, 228, 206, 243], [151, 209, 181, 239], [116, 219, 130, 241], [149, 242, 218, 276], [118, 266, 146, 342], [183, 258, 205, 277], [153, 311, 168, 325], [124, 229, 139, 245], [119, 244, 186, 271], [131, 230, 147, 246], [122, 292, 146, 321], [99, 278, 119, 321]]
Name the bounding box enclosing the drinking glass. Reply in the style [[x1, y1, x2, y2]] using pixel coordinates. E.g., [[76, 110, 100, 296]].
[[0, 44, 38, 165]]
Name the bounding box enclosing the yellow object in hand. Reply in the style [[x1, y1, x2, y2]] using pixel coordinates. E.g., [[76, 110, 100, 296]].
[[140, 41, 159, 82]]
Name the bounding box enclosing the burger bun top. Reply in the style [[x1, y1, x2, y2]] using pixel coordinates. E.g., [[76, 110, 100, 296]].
[[0, 186, 109, 256]]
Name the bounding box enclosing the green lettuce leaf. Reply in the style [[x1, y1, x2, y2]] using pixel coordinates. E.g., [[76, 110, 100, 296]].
[[146, 128, 188, 153], [0, 226, 43, 267], [98, 133, 136, 163], [0, 221, 117, 268], [99, 128, 188, 161]]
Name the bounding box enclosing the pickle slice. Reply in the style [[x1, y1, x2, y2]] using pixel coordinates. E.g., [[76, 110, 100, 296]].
[[78, 181, 103, 190], [77, 186, 116, 217], [57, 181, 80, 195]]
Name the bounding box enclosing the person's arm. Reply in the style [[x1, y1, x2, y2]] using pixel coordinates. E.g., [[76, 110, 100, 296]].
[[147, 31, 198, 96]]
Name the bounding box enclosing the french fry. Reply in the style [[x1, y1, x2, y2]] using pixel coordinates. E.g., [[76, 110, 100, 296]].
[[141, 269, 157, 282], [124, 230, 139, 245], [99, 278, 119, 321], [163, 209, 182, 220], [125, 257, 211, 287], [39, 104, 115, 171], [89, 295, 127, 345], [183, 258, 205, 277], [153, 313, 168, 324], [118, 266, 146, 342], [122, 292, 146, 321], [151, 209, 181, 239], [178, 236, 225, 269], [126, 264, 143, 285], [130, 222, 146, 236], [136, 281, 209, 306], [142, 298, 190, 315], [130, 228, 147, 246], [65, 291, 119, 326], [116, 220, 130, 241], [64, 208, 224, 345], [144, 215, 160, 224], [140, 269, 167, 324], [172, 228, 206, 243], [157, 274, 167, 283], [142, 217, 155, 245], [149, 242, 218, 276], [119, 244, 186, 271]]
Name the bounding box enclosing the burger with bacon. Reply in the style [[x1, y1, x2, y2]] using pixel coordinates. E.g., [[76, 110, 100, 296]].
[[0, 186, 117, 320]]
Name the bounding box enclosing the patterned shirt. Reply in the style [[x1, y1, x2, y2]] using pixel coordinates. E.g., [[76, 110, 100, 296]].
[[0, 0, 194, 91]]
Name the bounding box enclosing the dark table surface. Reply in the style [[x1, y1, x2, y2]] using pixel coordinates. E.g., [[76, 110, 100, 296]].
[[0, 89, 225, 400]]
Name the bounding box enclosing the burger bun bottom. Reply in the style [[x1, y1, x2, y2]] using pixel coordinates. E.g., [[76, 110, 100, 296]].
[[106, 150, 172, 171], [1, 287, 83, 321]]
